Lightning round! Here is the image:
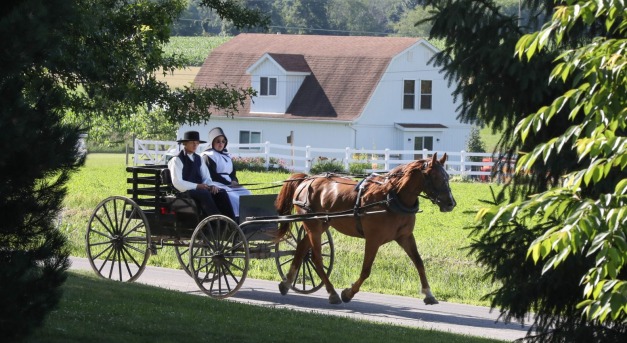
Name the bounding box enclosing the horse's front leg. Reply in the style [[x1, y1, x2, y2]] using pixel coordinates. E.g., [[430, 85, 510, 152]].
[[396, 234, 438, 305], [340, 239, 380, 303]]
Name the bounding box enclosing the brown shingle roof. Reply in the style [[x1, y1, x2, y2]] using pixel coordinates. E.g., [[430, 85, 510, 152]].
[[267, 53, 311, 73], [194, 33, 420, 121]]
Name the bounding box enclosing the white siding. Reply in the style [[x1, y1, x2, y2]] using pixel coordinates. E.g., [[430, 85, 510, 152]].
[[355, 41, 471, 153], [179, 118, 353, 149], [249, 61, 285, 114], [285, 74, 306, 110]]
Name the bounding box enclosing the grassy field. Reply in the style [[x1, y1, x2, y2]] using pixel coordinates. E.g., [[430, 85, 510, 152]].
[[164, 36, 232, 66], [62, 153, 501, 306], [26, 272, 504, 343], [155, 36, 232, 88]]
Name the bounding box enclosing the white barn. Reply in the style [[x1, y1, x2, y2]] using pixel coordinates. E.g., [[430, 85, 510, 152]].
[[179, 34, 471, 154]]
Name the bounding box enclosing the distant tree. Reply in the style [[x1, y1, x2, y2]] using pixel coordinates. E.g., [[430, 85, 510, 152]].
[[393, 5, 434, 37], [466, 126, 487, 174], [0, 0, 267, 340], [328, 0, 384, 35], [467, 126, 487, 153], [278, 0, 330, 34]]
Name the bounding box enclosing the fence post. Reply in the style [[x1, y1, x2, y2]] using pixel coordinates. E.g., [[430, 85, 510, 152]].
[[460, 150, 466, 177], [305, 146, 311, 173], [345, 147, 351, 171], [384, 149, 390, 171], [264, 141, 270, 170], [134, 138, 139, 166]]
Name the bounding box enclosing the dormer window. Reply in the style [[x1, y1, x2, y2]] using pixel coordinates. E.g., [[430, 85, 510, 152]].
[[260, 77, 277, 96]]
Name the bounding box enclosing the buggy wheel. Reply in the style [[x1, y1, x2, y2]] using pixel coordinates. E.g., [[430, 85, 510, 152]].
[[174, 241, 192, 277], [85, 196, 151, 282], [275, 222, 334, 294], [189, 215, 249, 299]]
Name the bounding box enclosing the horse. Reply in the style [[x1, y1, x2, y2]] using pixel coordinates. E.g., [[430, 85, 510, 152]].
[[274, 152, 456, 305]]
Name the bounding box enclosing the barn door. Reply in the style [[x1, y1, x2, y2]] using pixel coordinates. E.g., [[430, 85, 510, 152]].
[[414, 136, 433, 159]]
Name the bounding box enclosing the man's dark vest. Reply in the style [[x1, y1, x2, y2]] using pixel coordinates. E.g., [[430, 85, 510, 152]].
[[177, 150, 203, 184]]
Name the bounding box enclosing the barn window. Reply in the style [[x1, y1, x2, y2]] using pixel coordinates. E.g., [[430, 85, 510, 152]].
[[420, 80, 432, 110], [403, 80, 415, 109], [260, 77, 277, 96], [239, 130, 261, 150]]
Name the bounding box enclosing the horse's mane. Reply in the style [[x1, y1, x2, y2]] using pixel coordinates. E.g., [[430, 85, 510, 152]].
[[362, 159, 428, 198]]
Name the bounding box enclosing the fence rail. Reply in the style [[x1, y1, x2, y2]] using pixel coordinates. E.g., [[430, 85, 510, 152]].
[[133, 139, 513, 180]]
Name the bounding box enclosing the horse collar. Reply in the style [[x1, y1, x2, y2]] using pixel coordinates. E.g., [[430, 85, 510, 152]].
[[387, 191, 421, 214]]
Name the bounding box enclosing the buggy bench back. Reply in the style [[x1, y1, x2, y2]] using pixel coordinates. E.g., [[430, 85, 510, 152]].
[[126, 165, 196, 238]]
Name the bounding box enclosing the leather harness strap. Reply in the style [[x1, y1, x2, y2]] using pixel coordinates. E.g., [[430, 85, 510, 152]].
[[353, 178, 368, 237]]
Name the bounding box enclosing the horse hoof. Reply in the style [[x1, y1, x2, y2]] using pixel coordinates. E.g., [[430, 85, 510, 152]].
[[341, 289, 353, 303], [329, 293, 343, 305], [278, 281, 289, 296], [424, 296, 439, 305]]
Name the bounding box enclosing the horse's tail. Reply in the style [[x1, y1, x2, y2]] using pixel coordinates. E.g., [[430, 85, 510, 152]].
[[274, 173, 308, 241]]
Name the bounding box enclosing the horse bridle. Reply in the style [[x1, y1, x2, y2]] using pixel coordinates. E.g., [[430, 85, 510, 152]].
[[419, 162, 451, 206]]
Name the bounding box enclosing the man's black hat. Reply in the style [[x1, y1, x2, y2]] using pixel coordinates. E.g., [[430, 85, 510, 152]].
[[177, 131, 206, 143]]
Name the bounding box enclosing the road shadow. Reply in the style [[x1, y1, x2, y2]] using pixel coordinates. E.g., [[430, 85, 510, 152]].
[[227, 286, 530, 335]]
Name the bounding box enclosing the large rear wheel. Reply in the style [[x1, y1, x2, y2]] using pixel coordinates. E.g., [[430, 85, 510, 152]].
[[189, 215, 249, 298], [85, 196, 151, 282], [275, 223, 334, 294]]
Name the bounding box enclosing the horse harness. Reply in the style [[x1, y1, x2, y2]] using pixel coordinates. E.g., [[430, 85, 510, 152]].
[[352, 174, 421, 237], [292, 171, 423, 238]]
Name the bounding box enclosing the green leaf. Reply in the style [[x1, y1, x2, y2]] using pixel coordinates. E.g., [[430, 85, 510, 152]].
[[526, 35, 539, 60]]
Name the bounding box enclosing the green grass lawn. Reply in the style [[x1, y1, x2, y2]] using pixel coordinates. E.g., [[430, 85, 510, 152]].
[[26, 272, 505, 343], [62, 153, 502, 306]]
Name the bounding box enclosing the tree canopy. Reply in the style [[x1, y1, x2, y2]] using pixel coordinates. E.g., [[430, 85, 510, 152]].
[[424, 0, 626, 341], [0, 0, 266, 340]]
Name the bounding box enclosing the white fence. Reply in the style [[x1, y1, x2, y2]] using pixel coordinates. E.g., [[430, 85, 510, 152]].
[[133, 139, 512, 179]]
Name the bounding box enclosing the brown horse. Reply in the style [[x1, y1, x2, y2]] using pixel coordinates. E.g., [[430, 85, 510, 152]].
[[274, 152, 456, 305]]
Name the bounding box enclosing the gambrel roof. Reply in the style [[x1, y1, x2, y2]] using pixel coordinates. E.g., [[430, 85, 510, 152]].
[[194, 33, 421, 121]]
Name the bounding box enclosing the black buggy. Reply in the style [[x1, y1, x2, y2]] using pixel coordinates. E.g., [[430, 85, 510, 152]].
[[85, 165, 334, 299]]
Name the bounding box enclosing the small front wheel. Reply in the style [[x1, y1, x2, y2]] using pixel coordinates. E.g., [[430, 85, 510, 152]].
[[85, 196, 151, 282], [189, 215, 249, 299], [174, 241, 192, 277]]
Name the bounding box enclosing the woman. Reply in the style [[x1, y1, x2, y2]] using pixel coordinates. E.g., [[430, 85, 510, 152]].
[[201, 127, 251, 221]]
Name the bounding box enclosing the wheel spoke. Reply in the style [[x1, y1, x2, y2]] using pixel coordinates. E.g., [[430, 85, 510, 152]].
[[120, 244, 143, 270], [94, 213, 116, 237], [121, 221, 146, 239], [90, 242, 114, 260], [113, 200, 121, 235], [199, 227, 219, 253], [88, 227, 114, 240]]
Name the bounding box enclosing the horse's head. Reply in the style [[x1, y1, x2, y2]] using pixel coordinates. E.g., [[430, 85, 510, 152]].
[[421, 153, 456, 212]]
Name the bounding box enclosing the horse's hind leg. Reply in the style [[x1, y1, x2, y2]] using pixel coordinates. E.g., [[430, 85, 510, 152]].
[[396, 234, 439, 305], [309, 230, 342, 304], [341, 239, 380, 303], [279, 225, 342, 304], [278, 236, 311, 296]]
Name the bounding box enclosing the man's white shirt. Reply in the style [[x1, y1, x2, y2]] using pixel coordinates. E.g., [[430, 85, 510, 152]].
[[167, 152, 215, 192]]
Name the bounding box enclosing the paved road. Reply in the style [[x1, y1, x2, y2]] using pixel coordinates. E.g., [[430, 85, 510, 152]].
[[70, 257, 529, 342]]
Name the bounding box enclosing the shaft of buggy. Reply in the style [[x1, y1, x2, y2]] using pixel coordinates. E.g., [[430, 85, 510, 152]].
[[239, 209, 388, 229]]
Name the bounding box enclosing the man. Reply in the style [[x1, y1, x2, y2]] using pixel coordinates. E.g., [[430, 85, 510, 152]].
[[168, 130, 236, 220]]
